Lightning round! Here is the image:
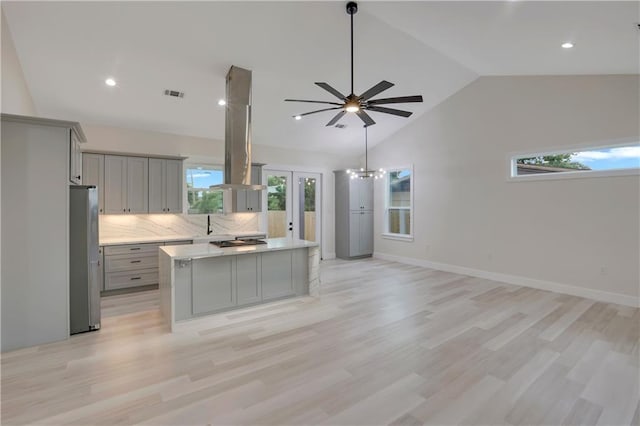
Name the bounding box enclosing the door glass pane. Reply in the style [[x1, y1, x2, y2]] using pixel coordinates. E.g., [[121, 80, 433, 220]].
[[267, 174, 288, 238], [298, 177, 317, 242]]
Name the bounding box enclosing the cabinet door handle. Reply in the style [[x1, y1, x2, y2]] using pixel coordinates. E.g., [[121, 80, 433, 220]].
[[130, 277, 142, 281], [167, 208, 170, 212], [123, 208, 126, 212], [130, 260, 142, 264], [99, 208, 103, 213], [130, 248, 141, 251], [128, 208, 131, 212]]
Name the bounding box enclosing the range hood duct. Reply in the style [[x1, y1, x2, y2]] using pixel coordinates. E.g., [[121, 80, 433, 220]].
[[210, 66, 266, 191]]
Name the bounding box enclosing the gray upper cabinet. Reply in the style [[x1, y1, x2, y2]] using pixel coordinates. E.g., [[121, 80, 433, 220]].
[[86, 152, 182, 215], [69, 130, 82, 184], [348, 178, 373, 210], [149, 158, 183, 213], [82, 153, 105, 213], [334, 170, 374, 259], [104, 155, 148, 214], [164, 160, 183, 213], [232, 164, 263, 212], [104, 155, 128, 214], [126, 157, 149, 213], [148, 158, 163, 213]]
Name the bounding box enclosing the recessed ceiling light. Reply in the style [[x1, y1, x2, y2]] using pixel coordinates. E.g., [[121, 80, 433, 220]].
[[294, 115, 302, 120], [217, 99, 226, 106], [561, 42, 574, 49], [105, 78, 116, 86]]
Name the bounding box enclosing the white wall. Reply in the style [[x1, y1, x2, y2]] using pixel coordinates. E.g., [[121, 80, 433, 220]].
[[369, 75, 639, 306], [1, 9, 36, 115], [82, 124, 356, 258]]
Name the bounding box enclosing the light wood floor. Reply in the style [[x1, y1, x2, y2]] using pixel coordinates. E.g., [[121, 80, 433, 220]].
[[2, 258, 639, 425]]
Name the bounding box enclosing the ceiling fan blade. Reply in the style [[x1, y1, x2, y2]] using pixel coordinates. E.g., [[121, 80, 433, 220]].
[[367, 95, 423, 105], [366, 106, 413, 118], [295, 107, 342, 118], [355, 110, 376, 127], [359, 80, 394, 101], [285, 99, 344, 106], [315, 82, 347, 100], [325, 111, 347, 127]]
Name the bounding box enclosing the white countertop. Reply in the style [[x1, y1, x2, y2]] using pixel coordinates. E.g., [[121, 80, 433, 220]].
[[159, 238, 319, 260], [99, 231, 264, 246]]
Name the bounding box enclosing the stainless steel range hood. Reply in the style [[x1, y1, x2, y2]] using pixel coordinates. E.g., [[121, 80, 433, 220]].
[[210, 66, 266, 191]]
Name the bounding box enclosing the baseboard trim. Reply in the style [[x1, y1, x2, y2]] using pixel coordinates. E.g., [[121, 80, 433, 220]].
[[323, 252, 336, 260], [373, 252, 639, 308]]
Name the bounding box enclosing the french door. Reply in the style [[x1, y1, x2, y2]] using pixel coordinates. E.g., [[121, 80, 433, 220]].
[[262, 169, 322, 247]]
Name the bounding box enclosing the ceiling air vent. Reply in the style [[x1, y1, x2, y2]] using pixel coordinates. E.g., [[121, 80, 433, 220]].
[[334, 124, 347, 129], [164, 90, 184, 98]]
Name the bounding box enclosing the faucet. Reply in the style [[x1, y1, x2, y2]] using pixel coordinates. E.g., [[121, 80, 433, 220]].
[[207, 214, 212, 235]]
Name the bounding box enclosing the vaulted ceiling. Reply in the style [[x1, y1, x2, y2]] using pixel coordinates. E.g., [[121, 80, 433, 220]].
[[3, 1, 638, 157]]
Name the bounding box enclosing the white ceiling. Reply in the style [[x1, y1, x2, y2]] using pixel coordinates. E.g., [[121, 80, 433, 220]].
[[3, 1, 638, 157]]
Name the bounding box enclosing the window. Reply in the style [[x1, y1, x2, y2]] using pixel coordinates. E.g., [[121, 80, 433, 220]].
[[384, 167, 413, 240], [185, 165, 224, 214], [511, 143, 640, 179]]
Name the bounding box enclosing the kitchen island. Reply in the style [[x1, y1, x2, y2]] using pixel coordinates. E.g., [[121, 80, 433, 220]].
[[159, 238, 320, 330]]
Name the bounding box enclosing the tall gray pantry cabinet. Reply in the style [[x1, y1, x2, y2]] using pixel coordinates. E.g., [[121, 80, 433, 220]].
[[334, 170, 374, 259], [1, 114, 87, 352]]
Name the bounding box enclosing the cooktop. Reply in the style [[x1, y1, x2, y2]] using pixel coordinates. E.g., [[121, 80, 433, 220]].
[[211, 239, 267, 248]]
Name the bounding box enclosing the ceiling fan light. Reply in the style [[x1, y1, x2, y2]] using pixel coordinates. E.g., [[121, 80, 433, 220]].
[[345, 103, 360, 113], [294, 115, 302, 120]]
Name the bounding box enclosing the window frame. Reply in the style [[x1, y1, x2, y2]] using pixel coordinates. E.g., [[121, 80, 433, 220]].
[[508, 139, 640, 182], [184, 163, 225, 215], [382, 165, 414, 242]]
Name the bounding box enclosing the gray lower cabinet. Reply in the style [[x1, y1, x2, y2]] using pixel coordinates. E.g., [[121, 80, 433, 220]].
[[261, 251, 294, 300], [173, 248, 308, 321], [349, 210, 373, 257], [236, 254, 261, 305], [102, 240, 192, 292], [192, 257, 235, 314]]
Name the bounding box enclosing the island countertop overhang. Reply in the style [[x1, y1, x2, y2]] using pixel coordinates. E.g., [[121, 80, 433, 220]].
[[159, 237, 319, 260]]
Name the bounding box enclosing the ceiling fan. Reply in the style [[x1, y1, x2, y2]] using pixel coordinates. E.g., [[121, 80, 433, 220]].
[[285, 1, 423, 127]]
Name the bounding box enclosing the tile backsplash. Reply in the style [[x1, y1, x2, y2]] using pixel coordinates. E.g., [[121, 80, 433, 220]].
[[99, 213, 260, 240]]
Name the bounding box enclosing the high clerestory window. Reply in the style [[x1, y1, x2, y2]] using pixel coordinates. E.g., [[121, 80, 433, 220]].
[[510, 142, 640, 180]]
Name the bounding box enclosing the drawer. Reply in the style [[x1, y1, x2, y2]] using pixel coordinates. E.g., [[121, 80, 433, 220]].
[[164, 240, 193, 246], [104, 243, 161, 256], [104, 269, 159, 290], [104, 253, 158, 273]]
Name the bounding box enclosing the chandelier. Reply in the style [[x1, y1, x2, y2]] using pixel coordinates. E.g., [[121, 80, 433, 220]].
[[347, 126, 386, 180]]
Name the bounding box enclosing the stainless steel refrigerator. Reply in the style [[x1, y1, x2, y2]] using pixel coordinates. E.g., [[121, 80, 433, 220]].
[[70, 185, 101, 334]]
